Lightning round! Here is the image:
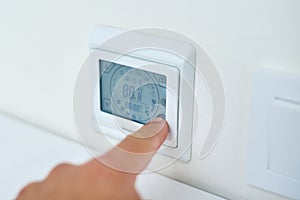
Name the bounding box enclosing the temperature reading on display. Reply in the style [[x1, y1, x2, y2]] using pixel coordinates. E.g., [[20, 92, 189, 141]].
[[100, 60, 167, 124]]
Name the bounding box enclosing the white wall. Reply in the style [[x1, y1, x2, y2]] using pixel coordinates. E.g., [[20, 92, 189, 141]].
[[0, 0, 299, 199]]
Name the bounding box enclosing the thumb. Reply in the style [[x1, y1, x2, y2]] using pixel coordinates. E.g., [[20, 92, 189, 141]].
[[88, 118, 169, 174]]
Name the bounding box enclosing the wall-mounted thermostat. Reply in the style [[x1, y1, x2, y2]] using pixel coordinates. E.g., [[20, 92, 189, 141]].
[[89, 25, 196, 162]]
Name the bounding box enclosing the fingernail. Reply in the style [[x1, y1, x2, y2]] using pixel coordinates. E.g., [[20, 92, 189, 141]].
[[150, 117, 164, 123]]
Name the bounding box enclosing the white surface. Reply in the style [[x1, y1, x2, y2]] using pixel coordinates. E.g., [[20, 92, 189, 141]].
[[89, 25, 197, 65], [0, 113, 224, 200], [247, 69, 300, 200], [0, 1, 299, 199]]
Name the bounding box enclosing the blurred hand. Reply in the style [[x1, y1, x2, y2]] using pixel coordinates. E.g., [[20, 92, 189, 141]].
[[16, 118, 168, 200]]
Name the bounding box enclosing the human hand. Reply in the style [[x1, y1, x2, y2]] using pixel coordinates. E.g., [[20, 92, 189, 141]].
[[16, 118, 168, 200]]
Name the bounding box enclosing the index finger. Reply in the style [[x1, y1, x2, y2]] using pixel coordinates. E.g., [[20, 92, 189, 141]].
[[86, 118, 169, 174]]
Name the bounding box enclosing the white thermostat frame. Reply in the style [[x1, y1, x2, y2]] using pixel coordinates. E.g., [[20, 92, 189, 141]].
[[90, 49, 180, 147], [89, 25, 196, 162]]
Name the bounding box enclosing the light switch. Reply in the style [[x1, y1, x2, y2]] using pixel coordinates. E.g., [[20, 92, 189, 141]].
[[247, 69, 300, 200], [268, 97, 300, 180]]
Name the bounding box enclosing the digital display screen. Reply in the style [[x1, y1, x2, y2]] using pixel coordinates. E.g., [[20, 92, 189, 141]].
[[100, 60, 167, 124]]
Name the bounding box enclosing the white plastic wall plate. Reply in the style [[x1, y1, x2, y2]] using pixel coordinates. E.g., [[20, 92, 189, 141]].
[[247, 69, 300, 199], [89, 25, 196, 162]]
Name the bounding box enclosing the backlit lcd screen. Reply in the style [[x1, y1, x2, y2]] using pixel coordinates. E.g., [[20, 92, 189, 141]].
[[100, 60, 167, 124]]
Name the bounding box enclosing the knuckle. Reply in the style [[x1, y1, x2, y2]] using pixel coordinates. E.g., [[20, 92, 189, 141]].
[[17, 182, 40, 198], [50, 163, 73, 175]]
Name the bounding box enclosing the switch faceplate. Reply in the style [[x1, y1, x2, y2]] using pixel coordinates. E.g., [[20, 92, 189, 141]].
[[247, 69, 300, 200]]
